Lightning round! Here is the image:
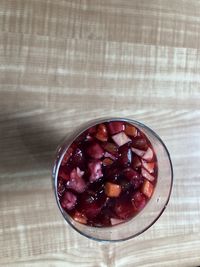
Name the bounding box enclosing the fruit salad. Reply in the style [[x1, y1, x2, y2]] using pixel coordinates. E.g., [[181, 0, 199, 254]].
[[57, 120, 158, 227]]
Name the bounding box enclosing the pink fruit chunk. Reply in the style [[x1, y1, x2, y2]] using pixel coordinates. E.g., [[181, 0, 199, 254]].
[[125, 124, 137, 137], [142, 160, 155, 173], [66, 167, 86, 193], [112, 132, 131, 147], [131, 147, 145, 157], [108, 121, 125, 135], [104, 151, 116, 160], [131, 155, 141, 170], [61, 191, 77, 210], [86, 142, 104, 159], [132, 191, 146, 211], [141, 167, 155, 182], [141, 180, 154, 198], [95, 124, 108, 142], [132, 136, 148, 150], [110, 218, 124, 226], [88, 160, 103, 182], [142, 147, 153, 162]]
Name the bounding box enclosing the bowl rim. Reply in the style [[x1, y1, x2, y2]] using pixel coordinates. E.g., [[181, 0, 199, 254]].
[[52, 117, 173, 242]]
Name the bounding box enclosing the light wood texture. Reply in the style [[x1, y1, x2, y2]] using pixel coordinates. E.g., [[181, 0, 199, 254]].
[[0, 0, 200, 266]]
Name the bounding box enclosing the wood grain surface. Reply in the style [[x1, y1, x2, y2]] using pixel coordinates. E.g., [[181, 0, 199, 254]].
[[0, 0, 200, 266]]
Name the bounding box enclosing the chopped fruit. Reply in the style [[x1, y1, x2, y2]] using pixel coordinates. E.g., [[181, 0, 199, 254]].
[[131, 155, 141, 170], [61, 191, 77, 210], [86, 142, 104, 159], [57, 120, 158, 227], [110, 218, 124, 226], [132, 191, 146, 211], [142, 147, 154, 162], [131, 147, 145, 157], [88, 160, 103, 182], [118, 145, 132, 167], [141, 167, 155, 182], [105, 182, 122, 197], [112, 132, 131, 147], [141, 180, 154, 198], [125, 124, 137, 137], [66, 167, 86, 193], [108, 121, 125, 134], [73, 211, 87, 224], [57, 179, 65, 196], [102, 158, 114, 166], [102, 142, 118, 156], [142, 160, 155, 173], [104, 151, 116, 160], [95, 124, 108, 142], [61, 145, 75, 166], [132, 136, 148, 150], [58, 168, 70, 181]]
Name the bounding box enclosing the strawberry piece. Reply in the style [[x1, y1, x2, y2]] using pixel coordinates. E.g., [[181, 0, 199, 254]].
[[105, 182, 122, 197], [102, 158, 114, 166], [141, 167, 155, 182], [73, 211, 87, 224], [86, 142, 104, 159], [112, 132, 131, 147], [142, 147, 154, 162], [67, 167, 86, 193], [110, 218, 124, 226], [104, 151, 116, 160], [88, 160, 103, 182], [131, 147, 145, 157], [131, 155, 141, 170], [142, 160, 155, 173], [102, 142, 118, 156], [141, 180, 154, 198], [125, 124, 137, 137], [58, 168, 70, 181], [95, 124, 108, 142], [108, 121, 125, 135], [132, 191, 146, 211], [132, 136, 148, 150], [118, 145, 132, 167], [61, 191, 77, 210]]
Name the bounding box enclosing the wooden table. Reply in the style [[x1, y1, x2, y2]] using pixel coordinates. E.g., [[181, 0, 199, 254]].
[[0, 1, 200, 266]]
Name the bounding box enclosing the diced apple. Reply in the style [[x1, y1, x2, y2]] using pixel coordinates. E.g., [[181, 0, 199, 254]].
[[105, 182, 122, 197], [141, 179, 154, 198], [110, 218, 124, 226], [73, 211, 87, 224], [67, 167, 86, 193], [104, 151, 116, 160], [142, 160, 155, 173], [102, 142, 118, 156], [141, 167, 155, 182], [88, 160, 103, 182], [108, 121, 125, 134], [102, 158, 114, 166], [61, 191, 77, 210], [112, 132, 131, 147], [131, 147, 145, 157], [132, 136, 148, 150], [95, 124, 108, 142], [142, 147, 153, 162], [86, 142, 104, 159], [131, 155, 141, 170], [125, 124, 137, 137]]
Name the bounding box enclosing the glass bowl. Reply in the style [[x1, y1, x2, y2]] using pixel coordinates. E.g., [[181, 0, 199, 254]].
[[52, 118, 173, 242]]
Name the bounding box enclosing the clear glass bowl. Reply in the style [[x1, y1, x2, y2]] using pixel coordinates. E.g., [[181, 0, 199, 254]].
[[52, 118, 173, 242]]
